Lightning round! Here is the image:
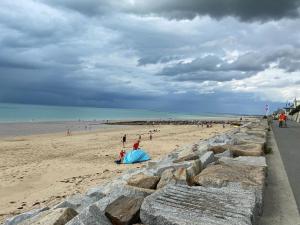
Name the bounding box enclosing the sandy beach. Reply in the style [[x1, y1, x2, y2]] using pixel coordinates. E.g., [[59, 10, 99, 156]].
[[0, 122, 232, 222]]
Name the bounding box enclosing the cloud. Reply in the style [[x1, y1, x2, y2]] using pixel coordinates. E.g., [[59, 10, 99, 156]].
[[0, 0, 300, 114], [132, 0, 300, 21], [42, 0, 300, 21]]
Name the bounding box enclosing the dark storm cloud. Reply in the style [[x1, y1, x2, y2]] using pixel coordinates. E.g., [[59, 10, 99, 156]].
[[157, 46, 300, 82], [43, 0, 300, 21], [171, 71, 253, 82], [0, 0, 300, 114], [138, 55, 180, 66], [158, 55, 257, 81], [131, 0, 300, 21]]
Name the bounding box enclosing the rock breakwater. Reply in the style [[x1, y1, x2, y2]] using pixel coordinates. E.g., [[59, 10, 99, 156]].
[[3, 119, 269, 225]]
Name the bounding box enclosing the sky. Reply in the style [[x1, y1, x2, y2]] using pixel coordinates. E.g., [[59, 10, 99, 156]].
[[1, 0, 300, 115]]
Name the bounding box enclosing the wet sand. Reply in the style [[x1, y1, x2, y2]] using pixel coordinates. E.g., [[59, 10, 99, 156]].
[[0, 123, 233, 222]]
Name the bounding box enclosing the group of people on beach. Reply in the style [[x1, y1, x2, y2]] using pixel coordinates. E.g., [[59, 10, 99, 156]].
[[116, 131, 154, 164]]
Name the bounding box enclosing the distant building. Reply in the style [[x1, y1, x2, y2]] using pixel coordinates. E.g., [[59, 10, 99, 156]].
[[289, 98, 300, 122]]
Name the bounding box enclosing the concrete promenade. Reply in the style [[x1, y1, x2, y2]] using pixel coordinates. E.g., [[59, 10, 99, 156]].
[[272, 120, 300, 212], [259, 127, 300, 225]]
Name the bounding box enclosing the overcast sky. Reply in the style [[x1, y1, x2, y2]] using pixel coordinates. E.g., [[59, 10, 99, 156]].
[[1, 0, 300, 114]]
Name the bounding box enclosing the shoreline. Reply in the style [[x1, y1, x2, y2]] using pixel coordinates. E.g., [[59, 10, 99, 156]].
[[0, 117, 244, 139]]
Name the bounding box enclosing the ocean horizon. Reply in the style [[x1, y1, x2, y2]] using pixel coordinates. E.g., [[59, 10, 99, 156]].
[[0, 103, 236, 123]]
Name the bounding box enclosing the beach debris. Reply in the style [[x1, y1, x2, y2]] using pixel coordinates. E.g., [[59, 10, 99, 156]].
[[105, 196, 144, 225], [140, 184, 258, 225]]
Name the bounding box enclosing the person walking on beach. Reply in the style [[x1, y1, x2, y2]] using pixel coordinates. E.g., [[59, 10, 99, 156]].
[[149, 132, 153, 141], [122, 134, 127, 147]]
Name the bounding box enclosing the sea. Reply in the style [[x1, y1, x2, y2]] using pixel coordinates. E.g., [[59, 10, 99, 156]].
[[0, 103, 234, 123]]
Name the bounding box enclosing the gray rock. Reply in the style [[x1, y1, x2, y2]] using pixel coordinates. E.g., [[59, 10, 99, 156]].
[[146, 160, 195, 177], [193, 163, 265, 188], [173, 153, 199, 163], [4, 207, 49, 225], [214, 150, 232, 159], [127, 173, 160, 189], [140, 184, 258, 225], [66, 205, 112, 225], [219, 156, 267, 168], [105, 196, 144, 225], [67, 184, 153, 225], [53, 193, 105, 213], [173, 167, 187, 185], [233, 133, 266, 146], [229, 143, 264, 157], [18, 208, 78, 225], [86, 187, 106, 198], [200, 151, 215, 169], [97, 184, 154, 211], [186, 159, 201, 185], [208, 145, 229, 154], [193, 163, 266, 215], [156, 168, 176, 189]]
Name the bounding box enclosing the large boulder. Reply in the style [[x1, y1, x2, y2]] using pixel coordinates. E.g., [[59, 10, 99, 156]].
[[193, 163, 265, 188], [233, 133, 266, 146], [105, 196, 144, 225], [219, 156, 267, 168], [156, 168, 176, 189], [19, 208, 78, 225], [199, 151, 215, 169], [214, 150, 232, 159], [53, 193, 105, 213], [66, 184, 154, 225], [140, 184, 258, 225], [4, 207, 49, 225], [229, 143, 264, 157], [127, 173, 160, 189], [173, 167, 187, 185], [208, 145, 229, 154], [193, 163, 266, 214], [173, 153, 199, 163], [66, 205, 112, 225], [146, 160, 197, 177], [186, 159, 201, 185]]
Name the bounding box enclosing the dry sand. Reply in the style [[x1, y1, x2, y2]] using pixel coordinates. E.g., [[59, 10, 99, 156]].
[[0, 123, 232, 222]]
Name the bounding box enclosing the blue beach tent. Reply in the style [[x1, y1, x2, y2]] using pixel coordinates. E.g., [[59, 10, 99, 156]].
[[123, 149, 151, 164]]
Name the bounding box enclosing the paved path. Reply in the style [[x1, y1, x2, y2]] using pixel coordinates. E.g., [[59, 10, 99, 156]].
[[259, 129, 300, 225], [272, 120, 300, 212]]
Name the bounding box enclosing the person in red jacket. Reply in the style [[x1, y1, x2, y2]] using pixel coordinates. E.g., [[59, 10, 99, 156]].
[[278, 112, 285, 128], [133, 140, 140, 150], [115, 149, 126, 164]]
